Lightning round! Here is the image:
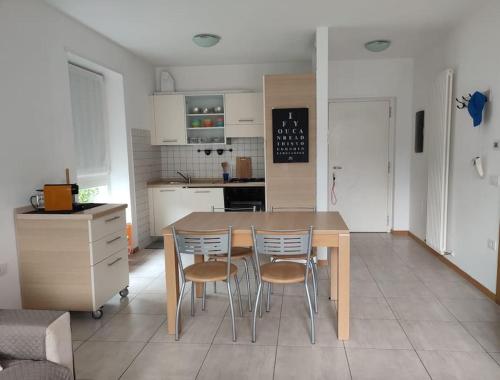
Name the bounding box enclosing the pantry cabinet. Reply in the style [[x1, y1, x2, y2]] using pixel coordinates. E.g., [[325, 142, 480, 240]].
[[149, 187, 224, 236], [151, 94, 186, 145], [225, 92, 264, 138]]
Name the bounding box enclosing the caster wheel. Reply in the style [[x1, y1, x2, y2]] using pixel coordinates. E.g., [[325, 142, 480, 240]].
[[119, 287, 129, 298], [91, 309, 103, 319]]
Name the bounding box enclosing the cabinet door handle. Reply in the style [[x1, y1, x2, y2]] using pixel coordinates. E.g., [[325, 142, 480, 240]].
[[106, 236, 122, 245], [238, 119, 254, 123], [105, 216, 120, 223], [162, 138, 178, 143], [194, 190, 210, 193], [107, 257, 123, 267], [160, 189, 176, 192]]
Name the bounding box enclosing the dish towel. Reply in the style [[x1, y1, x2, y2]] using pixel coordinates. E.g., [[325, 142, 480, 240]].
[[467, 91, 488, 127]]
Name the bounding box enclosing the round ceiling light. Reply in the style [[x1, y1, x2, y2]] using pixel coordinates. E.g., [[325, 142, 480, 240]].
[[192, 33, 221, 48], [364, 40, 391, 53]]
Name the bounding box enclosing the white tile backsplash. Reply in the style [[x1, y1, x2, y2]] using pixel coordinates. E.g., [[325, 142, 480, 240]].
[[161, 137, 264, 179]]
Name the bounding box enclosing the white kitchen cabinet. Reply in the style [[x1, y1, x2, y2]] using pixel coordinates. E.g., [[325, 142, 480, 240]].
[[225, 93, 264, 138], [149, 187, 188, 236], [149, 187, 224, 236], [185, 188, 224, 211], [151, 94, 186, 145]]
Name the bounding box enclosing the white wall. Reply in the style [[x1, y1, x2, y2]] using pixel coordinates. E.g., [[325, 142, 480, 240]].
[[410, 1, 500, 292], [156, 62, 312, 92], [0, 0, 155, 308], [329, 58, 414, 230]]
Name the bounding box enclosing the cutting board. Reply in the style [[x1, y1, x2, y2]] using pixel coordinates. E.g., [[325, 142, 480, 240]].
[[236, 157, 252, 178]]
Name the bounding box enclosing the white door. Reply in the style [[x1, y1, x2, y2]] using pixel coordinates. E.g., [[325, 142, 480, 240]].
[[328, 100, 391, 232]]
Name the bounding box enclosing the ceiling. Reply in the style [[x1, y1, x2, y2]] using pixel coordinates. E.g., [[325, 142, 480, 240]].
[[46, 0, 490, 66]]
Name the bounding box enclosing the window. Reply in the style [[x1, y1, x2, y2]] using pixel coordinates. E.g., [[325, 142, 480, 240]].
[[68, 63, 110, 198]]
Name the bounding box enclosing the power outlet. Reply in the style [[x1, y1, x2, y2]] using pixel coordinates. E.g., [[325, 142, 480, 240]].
[[487, 239, 497, 251], [0, 262, 7, 276]]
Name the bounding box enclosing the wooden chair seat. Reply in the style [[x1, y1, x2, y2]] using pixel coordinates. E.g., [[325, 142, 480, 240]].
[[185, 261, 238, 282], [260, 261, 306, 284], [209, 247, 252, 261]]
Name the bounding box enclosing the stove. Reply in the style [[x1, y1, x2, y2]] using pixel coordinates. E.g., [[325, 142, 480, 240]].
[[229, 177, 265, 183]]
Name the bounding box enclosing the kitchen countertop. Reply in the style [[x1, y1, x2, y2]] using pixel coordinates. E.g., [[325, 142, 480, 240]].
[[147, 178, 265, 188], [15, 203, 127, 221]]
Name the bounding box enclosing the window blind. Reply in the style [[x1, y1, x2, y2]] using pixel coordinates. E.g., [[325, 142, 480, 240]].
[[68, 63, 109, 188]]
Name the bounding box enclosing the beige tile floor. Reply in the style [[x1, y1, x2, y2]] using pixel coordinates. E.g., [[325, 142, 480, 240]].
[[71, 234, 500, 379]]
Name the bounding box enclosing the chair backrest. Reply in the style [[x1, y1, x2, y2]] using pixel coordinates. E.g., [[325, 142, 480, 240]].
[[271, 206, 316, 212], [172, 227, 232, 282], [212, 206, 256, 212]]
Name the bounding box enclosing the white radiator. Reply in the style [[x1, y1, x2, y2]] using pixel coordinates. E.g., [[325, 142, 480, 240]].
[[426, 69, 454, 254]]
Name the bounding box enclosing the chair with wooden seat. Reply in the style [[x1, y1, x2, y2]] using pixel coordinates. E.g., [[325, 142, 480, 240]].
[[270, 206, 319, 313], [210, 206, 257, 312], [172, 226, 243, 341], [251, 226, 315, 344]]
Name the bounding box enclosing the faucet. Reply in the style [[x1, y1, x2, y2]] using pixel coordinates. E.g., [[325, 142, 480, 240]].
[[176, 171, 192, 184]]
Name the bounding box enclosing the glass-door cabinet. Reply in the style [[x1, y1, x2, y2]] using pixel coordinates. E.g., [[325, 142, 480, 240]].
[[185, 94, 225, 144]]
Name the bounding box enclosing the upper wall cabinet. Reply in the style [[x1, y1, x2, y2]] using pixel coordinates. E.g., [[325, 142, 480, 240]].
[[225, 93, 264, 138], [151, 94, 186, 145]]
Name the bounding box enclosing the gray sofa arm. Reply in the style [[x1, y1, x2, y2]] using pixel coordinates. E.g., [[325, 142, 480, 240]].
[[0, 310, 73, 374]]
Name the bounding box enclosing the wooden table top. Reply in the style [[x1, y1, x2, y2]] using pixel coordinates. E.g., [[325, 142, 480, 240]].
[[163, 211, 349, 235]]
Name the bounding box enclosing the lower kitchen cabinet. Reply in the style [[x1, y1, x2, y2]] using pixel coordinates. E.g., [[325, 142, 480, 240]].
[[149, 187, 224, 236]]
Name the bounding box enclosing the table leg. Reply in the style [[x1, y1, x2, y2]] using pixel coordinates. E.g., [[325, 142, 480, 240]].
[[337, 233, 350, 340], [164, 234, 179, 334], [329, 247, 338, 301], [195, 255, 205, 297]]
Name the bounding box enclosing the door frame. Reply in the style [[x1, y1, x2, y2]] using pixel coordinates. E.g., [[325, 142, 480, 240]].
[[327, 97, 396, 232]]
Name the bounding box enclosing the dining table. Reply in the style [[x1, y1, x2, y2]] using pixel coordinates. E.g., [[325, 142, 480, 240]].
[[162, 211, 350, 340]]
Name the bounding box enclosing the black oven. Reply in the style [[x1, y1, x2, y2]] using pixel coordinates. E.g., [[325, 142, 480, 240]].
[[223, 186, 265, 211]]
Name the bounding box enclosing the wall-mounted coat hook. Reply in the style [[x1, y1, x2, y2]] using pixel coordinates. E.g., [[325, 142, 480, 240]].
[[456, 97, 467, 109], [197, 149, 213, 156]]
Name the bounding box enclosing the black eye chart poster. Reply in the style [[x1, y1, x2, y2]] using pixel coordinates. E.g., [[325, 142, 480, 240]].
[[272, 108, 309, 163]]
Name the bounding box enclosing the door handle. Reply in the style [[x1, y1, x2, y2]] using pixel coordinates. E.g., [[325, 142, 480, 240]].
[[107, 257, 122, 267], [106, 236, 122, 245], [333, 166, 343, 170]]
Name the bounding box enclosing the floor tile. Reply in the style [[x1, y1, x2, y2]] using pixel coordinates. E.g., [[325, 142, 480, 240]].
[[439, 298, 500, 322], [121, 342, 209, 380], [214, 315, 280, 345], [142, 275, 167, 293], [490, 352, 500, 365], [351, 279, 384, 298], [90, 313, 165, 342], [418, 350, 500, 380], [351, 296, 395, 319], [462, 322, 500, 352], [181, 292, 229, 318], [121, 292, 167, 315], [347, 348, 430, 379], [274, 346, 350, 380], [387, 297, 455, 321], [72, 340, 83, 352], [424, 280, 487, 300], [127, 276, 156, 295], [152, 317, 222, 344], [401, 320, 484, 352], [74, 341, 144, 380], [344, 319, 412, 349], [377, 280, 434, 298], [197, 344, 275, 380], [277, 316, 343, 347], [244, 293, 283, 319], [70, 312, 113, 341], [281, 295, 335, 320]]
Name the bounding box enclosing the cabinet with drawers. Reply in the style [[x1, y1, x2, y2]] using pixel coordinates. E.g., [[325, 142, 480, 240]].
[[15, 204, 129, 319]]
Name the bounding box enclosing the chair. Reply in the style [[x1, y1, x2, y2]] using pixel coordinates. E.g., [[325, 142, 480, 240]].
[[172, 227, 243, 341], [270, 206, 319, 313], [210, 206, 257, 312], [251, 226, 315, 344]]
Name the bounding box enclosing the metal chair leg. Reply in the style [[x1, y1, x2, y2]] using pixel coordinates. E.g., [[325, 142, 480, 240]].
[[252, 281, 262, 343], [259, 282, 263, 318], [250, 256, 258, 281], [226, 278, 237, 342], [202, 283, 206, 311], [304, 281, 316, 344], [234, 274, 244, 317], [175, 282, 186, 341], [242, 258, 252, 312], [190, 282, 195, 316], [214, 281, 217, 293], [266, 282, 271, 312], [310, 260, 318, 313]]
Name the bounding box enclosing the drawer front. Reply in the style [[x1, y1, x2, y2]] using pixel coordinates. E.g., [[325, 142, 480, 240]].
[[90, 230, 127, 266], [89, 210, 126, 242], [92, 249, 129, 309]]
